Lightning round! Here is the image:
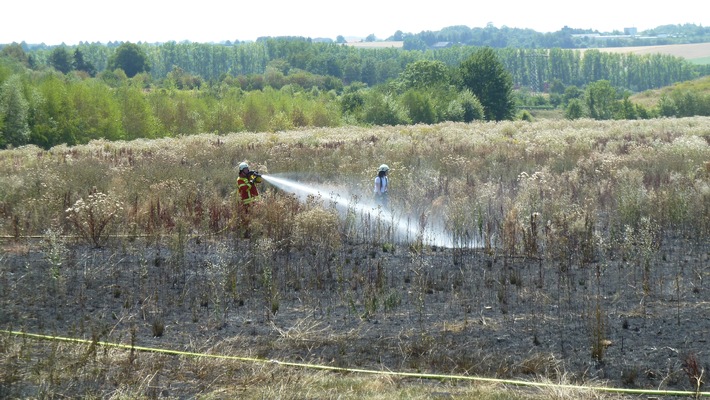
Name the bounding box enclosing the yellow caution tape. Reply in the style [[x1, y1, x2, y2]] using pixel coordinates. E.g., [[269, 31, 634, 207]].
[[1, 329, 708, 397]]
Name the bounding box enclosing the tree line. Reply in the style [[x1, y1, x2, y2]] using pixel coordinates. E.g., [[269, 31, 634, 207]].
[[12, 38, 707, 91], [1, 39, 709, 149], [1, 43, 510, 149]]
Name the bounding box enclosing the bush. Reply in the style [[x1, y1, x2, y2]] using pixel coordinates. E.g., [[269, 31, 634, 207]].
[[65, 191, 123, 247]]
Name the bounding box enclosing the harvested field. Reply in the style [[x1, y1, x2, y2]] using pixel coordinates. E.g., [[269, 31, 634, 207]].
[[582, 42, 710, 61]]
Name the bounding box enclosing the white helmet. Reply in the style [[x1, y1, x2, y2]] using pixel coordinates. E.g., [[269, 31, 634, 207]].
[[378, 164, 390, 172], [238, 162, 249, 171]]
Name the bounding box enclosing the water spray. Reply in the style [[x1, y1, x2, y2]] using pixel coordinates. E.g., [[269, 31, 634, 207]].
[[261, 174, 456, 248]]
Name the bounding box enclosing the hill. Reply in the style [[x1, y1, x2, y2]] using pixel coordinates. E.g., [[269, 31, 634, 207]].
[[630, 74, 710, 107]]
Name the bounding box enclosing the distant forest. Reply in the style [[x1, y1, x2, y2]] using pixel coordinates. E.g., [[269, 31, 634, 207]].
[[5, 23, 710, 88], [12, 37, 709, 90], [2, 23, 710, 149]]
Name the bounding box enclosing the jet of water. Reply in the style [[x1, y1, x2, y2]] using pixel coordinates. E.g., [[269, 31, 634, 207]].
[[261, 174, 456, 248]]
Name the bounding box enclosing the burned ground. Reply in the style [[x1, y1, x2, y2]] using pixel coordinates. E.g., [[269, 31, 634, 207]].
[[1, 233, 708, 398]]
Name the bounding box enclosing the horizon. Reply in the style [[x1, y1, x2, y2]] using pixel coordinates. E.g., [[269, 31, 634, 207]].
[[3, 22, 704, 47], [2, 0, 706, 46]]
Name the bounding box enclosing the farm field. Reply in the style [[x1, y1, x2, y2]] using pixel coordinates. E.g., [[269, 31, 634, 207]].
[[1, 118, 709, 399], [595, 42, 710, 58], [584, 42, 710, 63]]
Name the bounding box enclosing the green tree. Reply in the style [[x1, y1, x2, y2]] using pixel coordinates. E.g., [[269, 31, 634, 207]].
[[340, 83, 366, 115], [73, 49, 96, 76], [580, 50, 605, 83], [401, 90, 435, 124], [203, 88, 244, 134], [458, 47, 515, 121], [29, 73, 75, 148], [361, 58, 377, 87], [363, 91, 409, 126], [241, 91, 270, 132], [394, 60, 458, 124], [616, 95, 638, 120], [456, 89, 485, 122], [98, 68, 129, 88], [563, 85, 584, 105], [403, 36, 427, 51], [585, 80, 617, 120], [309, 99, 340, 128], [1, 43, 30, 67], [671, 90, 710, 117], [0, 75, 31, 148], [548, 78, 566, 95], [565, 98, 584, 120], [149, 91, 176, 134], [657, 95, 678, 117], [49, 47, 73, 74], [635, 103, 653, 119], [397, 60, 450, 91], [71, 80, 124, 142], [263, 66, 286, 89], [172, 90, 207, 135], [118, 86, 158, 139], [108, 42, 150, 78], [342, 56, 362, 85]]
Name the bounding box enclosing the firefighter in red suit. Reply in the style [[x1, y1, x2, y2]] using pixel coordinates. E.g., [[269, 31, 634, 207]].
[[236, 162, 263, 237]]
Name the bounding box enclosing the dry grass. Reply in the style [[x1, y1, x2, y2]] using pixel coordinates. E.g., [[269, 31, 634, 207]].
[[1, 118, 708, 399], [0, 334, 631, 400]]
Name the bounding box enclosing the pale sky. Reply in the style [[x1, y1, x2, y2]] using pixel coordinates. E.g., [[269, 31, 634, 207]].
[[2, 0, 706, 45]]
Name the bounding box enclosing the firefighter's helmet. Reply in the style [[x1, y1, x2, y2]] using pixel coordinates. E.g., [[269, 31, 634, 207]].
[[378, 164, 390, 172], [238, 162, 249, 171]]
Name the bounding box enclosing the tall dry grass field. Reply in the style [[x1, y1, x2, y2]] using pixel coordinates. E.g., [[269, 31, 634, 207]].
[[1, 117, 709, 399]]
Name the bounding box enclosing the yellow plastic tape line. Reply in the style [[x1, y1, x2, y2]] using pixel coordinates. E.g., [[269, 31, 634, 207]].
[[1, 330, 708, 397]]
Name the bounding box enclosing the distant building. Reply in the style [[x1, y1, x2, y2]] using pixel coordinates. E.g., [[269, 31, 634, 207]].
[[571, 30, 642, 41], [624, 27, 638, 36], [431, 42, 453, 49], [571, 33, 601, 39]]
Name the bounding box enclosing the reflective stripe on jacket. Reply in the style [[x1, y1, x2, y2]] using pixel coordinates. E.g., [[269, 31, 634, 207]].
[[237, 176, 260, 205]]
